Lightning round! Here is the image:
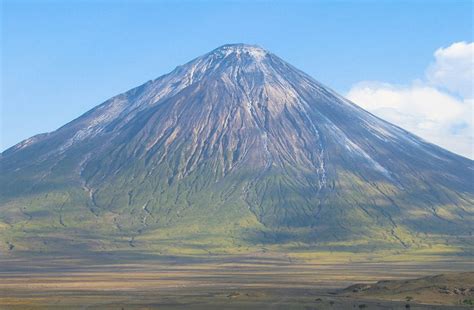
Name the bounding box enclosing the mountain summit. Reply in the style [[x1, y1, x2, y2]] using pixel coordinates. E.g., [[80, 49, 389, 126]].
[[1, 44, 473, 255]]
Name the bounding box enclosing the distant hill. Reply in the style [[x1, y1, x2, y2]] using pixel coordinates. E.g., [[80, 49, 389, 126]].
[[343, 272, 474, 306]]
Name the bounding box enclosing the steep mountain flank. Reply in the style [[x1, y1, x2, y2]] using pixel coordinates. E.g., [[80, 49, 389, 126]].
[[1, 44, 473, 255]]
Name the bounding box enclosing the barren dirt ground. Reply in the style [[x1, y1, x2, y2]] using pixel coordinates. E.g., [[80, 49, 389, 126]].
[[0, 254, 472, 309]]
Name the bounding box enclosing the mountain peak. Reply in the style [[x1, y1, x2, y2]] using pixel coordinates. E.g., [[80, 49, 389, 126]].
[[1, 43, 472, 255], [210, 43, 268, 60]]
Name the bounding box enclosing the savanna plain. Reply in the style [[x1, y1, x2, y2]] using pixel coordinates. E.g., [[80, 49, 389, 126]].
[[1, 250, 473, 309]]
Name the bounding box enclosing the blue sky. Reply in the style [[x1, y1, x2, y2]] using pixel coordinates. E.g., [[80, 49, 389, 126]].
[[1, 0, 473, 156]]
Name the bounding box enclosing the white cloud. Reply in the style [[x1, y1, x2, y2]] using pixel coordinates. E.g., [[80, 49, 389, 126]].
[[347, 42, 473, 159], [426, 41, 474, 98]]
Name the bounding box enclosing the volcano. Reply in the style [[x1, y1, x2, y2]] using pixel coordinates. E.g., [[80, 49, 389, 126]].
[[1, 44, 473, 255]]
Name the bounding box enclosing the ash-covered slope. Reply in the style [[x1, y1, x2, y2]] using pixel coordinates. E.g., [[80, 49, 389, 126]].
[[1, 44, 473, 254]]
